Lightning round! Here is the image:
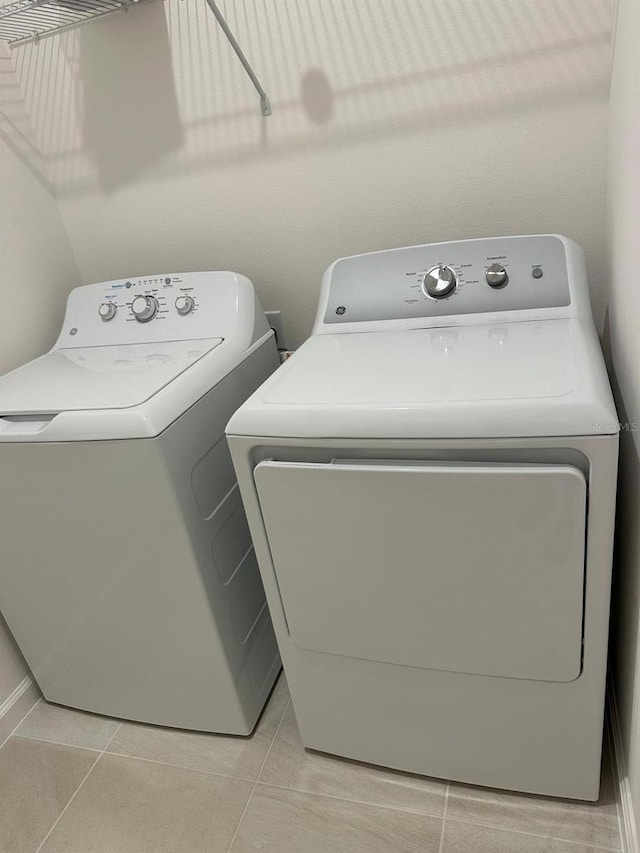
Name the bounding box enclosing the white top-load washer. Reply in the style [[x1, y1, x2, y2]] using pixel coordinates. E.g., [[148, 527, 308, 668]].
[[0, 271, 280, 734], [226, 235, 619, 797]]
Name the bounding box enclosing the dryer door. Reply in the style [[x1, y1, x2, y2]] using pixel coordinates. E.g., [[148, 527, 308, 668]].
[[254, 460, 587, 682]]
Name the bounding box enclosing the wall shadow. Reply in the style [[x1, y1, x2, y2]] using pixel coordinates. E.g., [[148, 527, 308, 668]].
[[5, 0, 616, 197], [0, 46, 51, 193], [78, 1, 183, 191], [610, 383, 640, 761]]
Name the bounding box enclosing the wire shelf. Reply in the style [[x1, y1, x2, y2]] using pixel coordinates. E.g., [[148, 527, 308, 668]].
[[0, 0, 271, 116], [0, 0, 156, 46]]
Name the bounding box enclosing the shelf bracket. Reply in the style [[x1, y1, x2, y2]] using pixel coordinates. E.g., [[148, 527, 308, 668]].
[[204, 0, 271, 117]]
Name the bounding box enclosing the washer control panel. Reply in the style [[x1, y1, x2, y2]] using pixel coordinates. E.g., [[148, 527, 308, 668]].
[[94, 273, 200, 326], [322, 235, 571, 325], [56, 271, 244, 348]]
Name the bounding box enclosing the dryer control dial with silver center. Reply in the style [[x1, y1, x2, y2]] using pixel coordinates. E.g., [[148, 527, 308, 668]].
[[98, 302, 117, 322], [422, 265, 457, 299], [131, 295, 158, 323], [486, 263, 508, 288], [175, 295, 195, 316]]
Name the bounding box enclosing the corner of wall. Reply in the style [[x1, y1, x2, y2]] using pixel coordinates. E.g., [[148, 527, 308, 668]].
[[609, 683, 640, 853], [0, 676, 39, 750]]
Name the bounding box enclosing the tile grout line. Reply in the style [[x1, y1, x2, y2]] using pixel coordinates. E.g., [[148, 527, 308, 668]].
[[99, 747, 256, 783], [12, 733, 105, 753], [251, 778, 448, 820], [33, 720, 123, 853], [442, 814, 622, 852], [0, 697, 42, 752], [225, 695, 291, 853], [254, 695, 291, 781], [437, 782, 450, 853]]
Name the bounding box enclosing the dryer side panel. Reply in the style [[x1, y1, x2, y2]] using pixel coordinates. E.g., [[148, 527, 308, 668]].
[[254, 460, 586, 682]]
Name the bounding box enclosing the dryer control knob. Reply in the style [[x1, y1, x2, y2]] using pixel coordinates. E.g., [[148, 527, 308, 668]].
[[422, 265, 457, 299], [98, 302, 117, 322], [486, 263, 508, 288], [131, 295, 158, 323], [175, 295, 195, 316]]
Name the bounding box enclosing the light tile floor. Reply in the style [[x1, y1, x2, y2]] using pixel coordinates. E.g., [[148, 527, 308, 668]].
[[0, 675, 622, 852]]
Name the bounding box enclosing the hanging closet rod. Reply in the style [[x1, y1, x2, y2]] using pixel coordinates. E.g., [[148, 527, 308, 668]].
[[204, 0, 271, 117]]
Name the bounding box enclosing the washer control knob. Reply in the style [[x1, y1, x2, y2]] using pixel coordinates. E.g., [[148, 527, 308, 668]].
[[422, 265, 457, 299], [486, 263, 508, 288], [98, 302, 117, 322], [175, 295, 195, 316], [131, 295, 158, 322]]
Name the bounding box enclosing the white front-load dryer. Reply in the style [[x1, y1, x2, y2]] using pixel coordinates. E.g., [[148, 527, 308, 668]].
[[0, 271, 280, 734], [226, 235, 619, 798]]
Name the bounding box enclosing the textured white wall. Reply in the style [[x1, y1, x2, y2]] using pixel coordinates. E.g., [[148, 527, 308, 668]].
[[605, 0, 640, 840], [0, 615, 27, 708], [0, 46, 80, 707], [10, 0, 615, 347], [0, 609, 37, 741], [0, 52, 81, 373]]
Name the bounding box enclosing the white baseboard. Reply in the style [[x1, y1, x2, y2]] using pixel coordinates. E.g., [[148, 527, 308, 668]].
[[0, 675, 40, 749], [609, 684, 640, 853]]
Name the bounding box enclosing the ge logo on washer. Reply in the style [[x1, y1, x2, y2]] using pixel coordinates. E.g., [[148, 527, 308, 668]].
[[336, 306, 346, 315]]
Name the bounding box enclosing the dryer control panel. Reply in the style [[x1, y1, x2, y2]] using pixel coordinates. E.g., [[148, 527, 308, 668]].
[[315, 235, 590, 332], [55, 271, 254, 349]]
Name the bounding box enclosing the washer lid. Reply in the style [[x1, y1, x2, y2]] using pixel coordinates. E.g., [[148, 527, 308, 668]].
[[0, 339, 222, 415], [227, 319, 619, 439]]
